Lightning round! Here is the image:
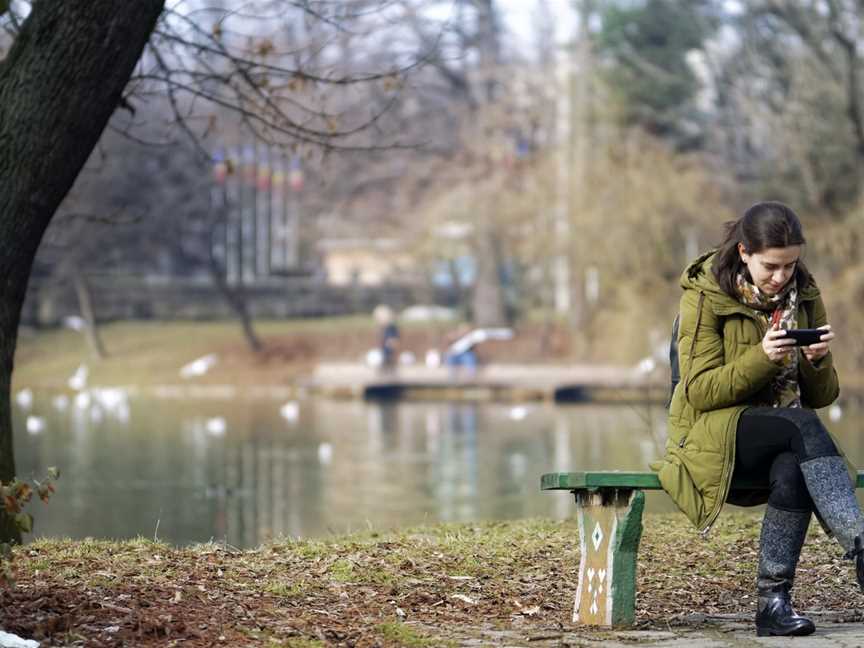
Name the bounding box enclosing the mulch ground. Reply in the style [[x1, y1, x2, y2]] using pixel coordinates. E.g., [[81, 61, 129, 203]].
[[1, 515, 863, 647]]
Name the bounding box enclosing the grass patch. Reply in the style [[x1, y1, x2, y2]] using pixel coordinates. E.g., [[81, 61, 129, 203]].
[[328, 558, 356, 583], [281, 639, 325, 648], [264, 579, 307, 598], [376, 621, 445, 647], [289, 541, 329, 561]]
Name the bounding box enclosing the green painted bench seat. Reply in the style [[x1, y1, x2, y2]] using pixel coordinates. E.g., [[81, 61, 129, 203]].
[[542, 470, 864, 628], [542, 471, 663, 491]]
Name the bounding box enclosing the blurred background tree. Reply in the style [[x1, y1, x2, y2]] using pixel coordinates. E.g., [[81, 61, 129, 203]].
[[8, 0, 864, 365], [596, 0, 719, 147], [12, 0, 863, 367], [5, 0, 864, 545]]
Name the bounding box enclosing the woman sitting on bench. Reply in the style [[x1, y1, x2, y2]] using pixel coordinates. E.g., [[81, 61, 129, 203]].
[[656, 201, 860, 637]]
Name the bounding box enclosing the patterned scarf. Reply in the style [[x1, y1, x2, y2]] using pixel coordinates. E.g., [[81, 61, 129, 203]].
[[735, 272, 801, 408]]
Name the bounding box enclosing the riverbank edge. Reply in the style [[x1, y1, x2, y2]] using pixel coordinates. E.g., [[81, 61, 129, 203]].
[[2, 513, 864, 647], [13, 320, 864, 402]]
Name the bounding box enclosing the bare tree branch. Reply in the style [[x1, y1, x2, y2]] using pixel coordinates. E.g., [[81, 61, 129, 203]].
[[134, 72, 409, 151], [401, 3, 474, 104], [157, 9, 424, 85], [286, 0, 401, 34], [755, 1, 842, 81]]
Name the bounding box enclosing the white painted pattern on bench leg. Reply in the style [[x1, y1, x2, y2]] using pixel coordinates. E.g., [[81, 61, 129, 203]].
[[592, 522, 603, 551]]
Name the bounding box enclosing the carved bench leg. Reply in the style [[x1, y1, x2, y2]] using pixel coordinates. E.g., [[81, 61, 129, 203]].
[[572, 488, 645, 627]]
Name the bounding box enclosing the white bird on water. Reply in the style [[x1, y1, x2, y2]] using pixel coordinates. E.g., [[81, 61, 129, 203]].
[[52, 394, 70, 411], [92, 388, 130, 423], [74, 391, 91, 410], [205, 418, 227, 436], [279, 401, 300, 423], [635, 357, 657, 375], [62, 315, 86, 332], [14, 388, 33, 410], [508, 406, 528, 421], [68, 364, 88, 391], [26, 416, 45, 435], [318, 442, 333, 465], [179, 354, 218, 379]]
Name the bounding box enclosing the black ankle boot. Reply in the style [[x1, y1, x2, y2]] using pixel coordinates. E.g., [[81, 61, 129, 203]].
[[755, 589, 815, 637], [844, 535, 864, 592]]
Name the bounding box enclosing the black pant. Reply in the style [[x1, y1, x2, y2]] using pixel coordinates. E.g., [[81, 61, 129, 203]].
[[730, 407, 839, 512]]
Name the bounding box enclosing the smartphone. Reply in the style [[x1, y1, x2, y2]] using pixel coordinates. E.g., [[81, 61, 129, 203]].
[[784, 329, 824, 346]]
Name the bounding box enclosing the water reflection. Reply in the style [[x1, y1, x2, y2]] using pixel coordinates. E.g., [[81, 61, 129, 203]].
[[15, 391, 861, 548]]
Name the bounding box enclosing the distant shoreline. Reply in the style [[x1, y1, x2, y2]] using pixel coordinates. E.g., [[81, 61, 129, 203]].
[[13, 319, 864, 402]]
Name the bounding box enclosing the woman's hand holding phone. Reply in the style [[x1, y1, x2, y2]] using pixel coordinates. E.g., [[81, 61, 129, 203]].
[[762, 324, 796, 364], [802, 324, 834, 363]]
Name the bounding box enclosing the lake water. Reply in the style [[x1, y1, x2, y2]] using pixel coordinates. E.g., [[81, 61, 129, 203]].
[[11, 391, 864, 547]]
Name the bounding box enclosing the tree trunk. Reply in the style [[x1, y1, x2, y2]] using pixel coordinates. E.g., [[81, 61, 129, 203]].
[[207, 260, 264, 353], [833, 31, 864, 193], [0, 298, 22, 544], [472, 220, 507, 327], [569, 0, 595, 331], [474, 0, 500, 103], [0, 0, 165, 542], [469, 0, 507, 327], [73, 272, 108, 361], [823, 6, 864, 162]]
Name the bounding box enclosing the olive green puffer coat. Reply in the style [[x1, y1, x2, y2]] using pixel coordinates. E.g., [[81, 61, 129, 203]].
[[651, 251, 840, 532]]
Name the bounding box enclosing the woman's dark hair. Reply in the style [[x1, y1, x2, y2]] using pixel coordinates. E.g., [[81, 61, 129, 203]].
[[712, 201, 811, 298]]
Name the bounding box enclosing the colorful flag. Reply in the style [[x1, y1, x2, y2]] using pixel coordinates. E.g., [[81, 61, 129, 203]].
[[212, 148, 228, 185], [243, 145, 256, 186], [257, 163, 271, 191], [289, 155, 304, 192]]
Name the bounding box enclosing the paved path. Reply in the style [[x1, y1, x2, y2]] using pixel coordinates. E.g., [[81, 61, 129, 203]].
[[555, 624, 864, 647], [451, 620, 864, 647]]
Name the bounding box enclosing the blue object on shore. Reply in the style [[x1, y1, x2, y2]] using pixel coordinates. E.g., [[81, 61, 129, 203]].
[[445, 349, 478, 369]]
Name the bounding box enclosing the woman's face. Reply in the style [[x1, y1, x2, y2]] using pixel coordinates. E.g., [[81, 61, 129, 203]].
[[738, 244, 801, 296]]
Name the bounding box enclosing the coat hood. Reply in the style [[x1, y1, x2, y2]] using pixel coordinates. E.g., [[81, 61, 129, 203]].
[[680, 250, 821, 312]]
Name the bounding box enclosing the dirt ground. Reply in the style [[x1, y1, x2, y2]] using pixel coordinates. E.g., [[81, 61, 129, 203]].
[[2, 514, 863, 647]]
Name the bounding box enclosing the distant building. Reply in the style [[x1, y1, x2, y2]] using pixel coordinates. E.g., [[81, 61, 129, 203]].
[[317, 238, 418, 286]]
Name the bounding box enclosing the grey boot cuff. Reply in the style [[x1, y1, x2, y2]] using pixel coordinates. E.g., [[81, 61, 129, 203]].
[[799, 455, 864, 553]]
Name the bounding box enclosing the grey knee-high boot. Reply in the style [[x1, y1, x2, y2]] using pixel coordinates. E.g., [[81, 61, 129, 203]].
[[799, 455, 864, 591], [798, 456, 864, 553], [755, 506, 815, 637]]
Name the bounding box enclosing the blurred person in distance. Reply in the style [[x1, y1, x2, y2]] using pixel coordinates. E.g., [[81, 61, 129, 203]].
[[373, 305, 400, 372]]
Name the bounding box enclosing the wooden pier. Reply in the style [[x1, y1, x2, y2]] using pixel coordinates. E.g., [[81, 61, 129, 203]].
[[306, 363, 667, 403]]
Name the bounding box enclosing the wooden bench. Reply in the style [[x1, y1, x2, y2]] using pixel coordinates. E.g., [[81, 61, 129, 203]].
[[542, 470, 864, 628]]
